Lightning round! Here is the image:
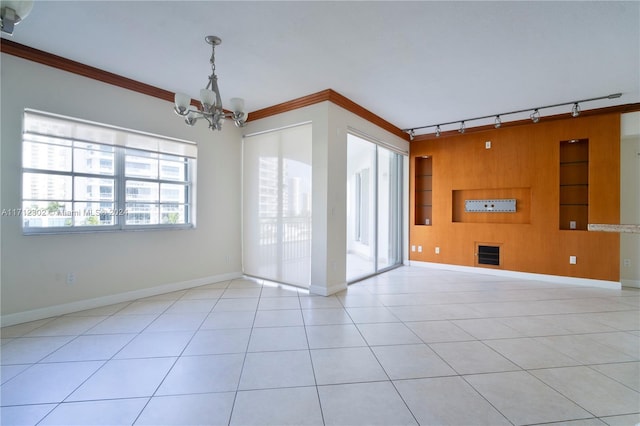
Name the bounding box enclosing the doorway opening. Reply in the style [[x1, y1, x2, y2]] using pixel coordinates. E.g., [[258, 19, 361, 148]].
[[346, 133, 404, 282]]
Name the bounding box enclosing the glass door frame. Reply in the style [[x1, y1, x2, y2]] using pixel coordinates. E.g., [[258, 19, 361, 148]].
[[346, 131, 404, 283]]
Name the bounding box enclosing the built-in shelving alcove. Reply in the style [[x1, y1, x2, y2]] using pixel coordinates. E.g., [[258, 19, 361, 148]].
[[414, 156, 433, 226], [559, 138, 589, 230]]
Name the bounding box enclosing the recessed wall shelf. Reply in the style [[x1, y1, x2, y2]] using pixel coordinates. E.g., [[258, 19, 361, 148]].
[[415, 156, 433, 226], [560, 138, 589, 230]]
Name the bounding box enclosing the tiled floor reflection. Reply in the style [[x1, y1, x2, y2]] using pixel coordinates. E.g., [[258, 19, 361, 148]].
[[2, 267, 639, 425]]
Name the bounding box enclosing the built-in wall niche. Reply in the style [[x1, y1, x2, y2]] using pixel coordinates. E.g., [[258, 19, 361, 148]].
[[559, 138, 589, 230], [415, 156, 433, 226]]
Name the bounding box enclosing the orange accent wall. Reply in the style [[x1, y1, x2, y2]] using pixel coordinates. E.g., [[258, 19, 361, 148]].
[[410, 113, 621, 282]]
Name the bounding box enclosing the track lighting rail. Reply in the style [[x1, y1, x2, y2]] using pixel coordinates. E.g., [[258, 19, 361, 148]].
[[405, 93, 622, 140]]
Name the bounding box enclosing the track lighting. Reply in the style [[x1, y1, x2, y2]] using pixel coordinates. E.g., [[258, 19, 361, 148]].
[[403, 93, 622, 138], [408, 129, 415, 141], [571, 102, 581, 117], [530, 109, 540, 123]]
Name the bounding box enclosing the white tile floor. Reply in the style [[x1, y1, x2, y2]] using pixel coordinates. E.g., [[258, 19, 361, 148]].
[[1, 266, 639, 425]]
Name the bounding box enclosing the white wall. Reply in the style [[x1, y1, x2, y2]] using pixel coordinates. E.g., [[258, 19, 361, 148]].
[[244, 101, 409, 296], [621, 112, 640, 288], [1, 54, 243, 325]]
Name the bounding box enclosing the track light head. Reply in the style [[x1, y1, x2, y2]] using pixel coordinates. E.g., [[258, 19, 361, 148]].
[[494, 115, 502, 129], [571, 103, 581, 117], [435, 125, 441, 137], [530, 109, 540, 123], [459, 121, 466, 134], [408, 129, 415, 141]]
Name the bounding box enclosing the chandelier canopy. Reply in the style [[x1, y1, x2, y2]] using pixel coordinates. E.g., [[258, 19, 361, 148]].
[[174, 35, 247, 131]]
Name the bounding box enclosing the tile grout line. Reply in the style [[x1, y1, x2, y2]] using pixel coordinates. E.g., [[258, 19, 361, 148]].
[[227, 277, 264, 426], [129, 278, 235, 425], [298, 284, 327, 426]]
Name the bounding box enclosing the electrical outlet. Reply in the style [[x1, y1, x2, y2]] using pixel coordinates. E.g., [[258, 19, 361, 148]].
[[485, 141, 491, 149], [66, 272, 76, 285], [418, 246, 422, 253], [569, 221, 577, 230], [623, 259, 631, 267], [411, 245, 416, 252], [435, 247, 440, 254], [569, 256, 577, 265]]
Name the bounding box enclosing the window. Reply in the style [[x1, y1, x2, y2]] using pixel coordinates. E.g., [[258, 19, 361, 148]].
[[21, 110, 197, 234]]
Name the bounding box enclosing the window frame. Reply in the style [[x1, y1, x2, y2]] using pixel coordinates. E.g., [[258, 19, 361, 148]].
[[21, 109, 197, 235]]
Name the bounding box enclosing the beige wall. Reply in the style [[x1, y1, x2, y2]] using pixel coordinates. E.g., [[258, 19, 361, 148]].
[[621, 112, 640, 288], [1, 54, 243, 325]]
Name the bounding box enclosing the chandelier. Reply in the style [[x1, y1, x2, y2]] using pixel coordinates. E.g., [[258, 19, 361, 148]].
[[173, 36, 247, 130], [1, 0, 34, 35]]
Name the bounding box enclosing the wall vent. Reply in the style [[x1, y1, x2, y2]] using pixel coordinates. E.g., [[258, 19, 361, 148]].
[[477, 244, 501, 267]]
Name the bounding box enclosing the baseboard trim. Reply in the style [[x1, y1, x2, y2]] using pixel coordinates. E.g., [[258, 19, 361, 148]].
[[409, 261, 622, 290], [310, 281, 348, 296], [1, 271, 243, 327], [621, 279, 640, 289]]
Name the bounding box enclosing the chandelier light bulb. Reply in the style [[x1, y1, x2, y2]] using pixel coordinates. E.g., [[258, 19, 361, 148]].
[[229, 97, 245, 114], [1, 0, 34, 34], [174, 93, 191, 114], [200, 89, 216, 108]]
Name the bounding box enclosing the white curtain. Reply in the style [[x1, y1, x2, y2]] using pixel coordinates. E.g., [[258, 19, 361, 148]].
[[242, 123, 312, 287]]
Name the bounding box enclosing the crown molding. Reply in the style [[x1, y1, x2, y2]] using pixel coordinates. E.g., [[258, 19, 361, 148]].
[[249, 89, 409, 140], [3, 39, 636, 144], [1, 39, 409, 141], [1, 38, 175, 103]]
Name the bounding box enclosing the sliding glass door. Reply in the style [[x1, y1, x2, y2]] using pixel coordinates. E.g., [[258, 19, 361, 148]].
[[243, 123, 312, 287], [346, 133, 403, 282], [377, 146, 403, 270]]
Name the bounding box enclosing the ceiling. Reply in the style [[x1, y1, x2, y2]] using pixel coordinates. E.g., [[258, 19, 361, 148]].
[[3, 1, 639, 135]]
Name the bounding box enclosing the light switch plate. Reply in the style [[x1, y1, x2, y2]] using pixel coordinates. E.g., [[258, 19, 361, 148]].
[[569, 256, 577, 265]]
